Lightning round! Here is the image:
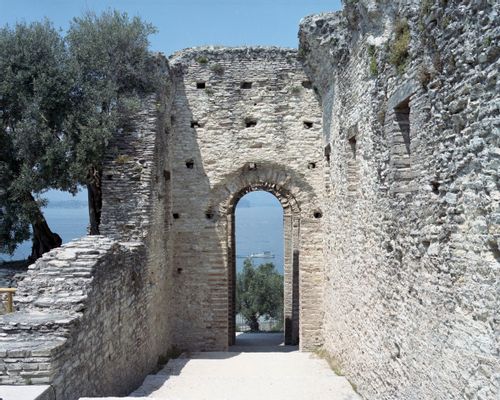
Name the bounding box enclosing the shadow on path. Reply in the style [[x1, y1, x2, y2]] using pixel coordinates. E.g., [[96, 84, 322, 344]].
[[229, 332, 298, 353]]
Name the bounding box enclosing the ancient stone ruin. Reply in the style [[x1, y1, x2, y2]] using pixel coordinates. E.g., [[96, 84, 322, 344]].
[[0, 0, 498, 399]]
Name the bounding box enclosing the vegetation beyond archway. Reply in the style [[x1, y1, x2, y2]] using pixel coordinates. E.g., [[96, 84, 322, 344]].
[[236, 258, 283, 332], [233, 190, 285, 336]]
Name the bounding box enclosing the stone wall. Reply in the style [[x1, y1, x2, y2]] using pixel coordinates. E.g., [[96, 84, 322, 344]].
[[168, 47, 325, 351], [0, 238, 165, 399], [300, 0, 499, 399], [100, 58, 172, 243]]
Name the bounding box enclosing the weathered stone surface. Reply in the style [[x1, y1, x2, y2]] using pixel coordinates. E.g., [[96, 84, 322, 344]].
[[0, 237, 173, 398], [299, 0, 499, 399]]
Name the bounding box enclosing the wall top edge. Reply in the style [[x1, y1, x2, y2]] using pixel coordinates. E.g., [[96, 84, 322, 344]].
[[169, 46, 298, 65]]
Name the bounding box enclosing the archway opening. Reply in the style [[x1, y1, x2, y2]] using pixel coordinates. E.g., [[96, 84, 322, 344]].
[[231, 190, 286, 349]]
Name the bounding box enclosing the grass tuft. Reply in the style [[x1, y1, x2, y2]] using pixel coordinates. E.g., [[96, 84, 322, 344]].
[[210, 63, 224, 75], [195, 56, 208, 64], [115, 154, 131, 164], [389, 18, 411, 74]]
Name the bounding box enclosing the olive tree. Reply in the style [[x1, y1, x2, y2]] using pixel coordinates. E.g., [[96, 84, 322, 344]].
[[236, 259, 284, 332], [0, 20, 72, 260], [0, 11, 161, 260]]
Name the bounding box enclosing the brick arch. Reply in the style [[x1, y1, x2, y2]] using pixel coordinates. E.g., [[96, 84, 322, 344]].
[[208, 163, 318, 347], [208, 162, 320, 219]]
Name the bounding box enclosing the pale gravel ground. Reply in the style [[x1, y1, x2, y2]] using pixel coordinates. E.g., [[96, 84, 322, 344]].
[[81, 333, 361, 400]]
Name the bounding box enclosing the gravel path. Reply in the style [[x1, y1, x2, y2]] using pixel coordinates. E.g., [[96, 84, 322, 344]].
[[81, 333, 361, 400]]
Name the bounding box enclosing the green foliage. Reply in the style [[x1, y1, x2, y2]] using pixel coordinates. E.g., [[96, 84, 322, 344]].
[[66, 10, 160, 185], [297, 47, 307, 60], [389, 18, 411, 74], [421, 0, 433, 16], [195, 56, 208, 64], [370, 57, 378, 76], [483, 36, 492, 47], [291, 86, 302, 95], [441, 15, 451, 29], [0, 20, 73, 255], [236, 259, 283, 332], [205, 88, 215, 96], [210, 63, 224, 75], [417, 65, 432, 89], [368, 45, 378, 76], [0, 10, 161, 256], [115, 154, 132, 164]]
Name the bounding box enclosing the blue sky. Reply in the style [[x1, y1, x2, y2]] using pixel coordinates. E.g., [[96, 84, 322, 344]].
[[0, 0, 342, 56]]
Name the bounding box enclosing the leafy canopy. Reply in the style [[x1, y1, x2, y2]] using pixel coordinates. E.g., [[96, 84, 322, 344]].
[[236, 259, 283, 331], [65, 9, 160, 185], [0, 20, 72, 254], [0, 11, 161, 256]]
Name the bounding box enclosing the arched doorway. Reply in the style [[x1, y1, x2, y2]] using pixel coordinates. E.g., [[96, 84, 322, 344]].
[[234, 191, 284, 344], [226, 185, 300, 347]]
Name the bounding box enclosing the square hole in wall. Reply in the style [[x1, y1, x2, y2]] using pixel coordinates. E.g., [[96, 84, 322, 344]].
[[302, 81, 312, 89], [241, 82, 252, 89], [304, 121, 313, 129], [191, 121, 200, 128], [245, 117, 257, 128], [390, 96, 413, 188], [196, 82, 206, 89]]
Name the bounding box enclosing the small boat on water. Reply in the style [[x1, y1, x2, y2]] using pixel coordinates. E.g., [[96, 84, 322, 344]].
[[236, 251, 276, 259], [249, 251, 275, 259]]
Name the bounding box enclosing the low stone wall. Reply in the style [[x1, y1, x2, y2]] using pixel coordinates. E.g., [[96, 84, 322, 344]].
[[0, 236, 170, 399]]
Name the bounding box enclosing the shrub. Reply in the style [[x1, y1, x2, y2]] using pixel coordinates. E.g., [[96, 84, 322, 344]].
[[389, 18, 411, 74], [368, 45, 378, 76], [210, 63, 224, 75], [418, 65, 432, 89], [115, 154, 131, 164], [195, 56, 208, 64]]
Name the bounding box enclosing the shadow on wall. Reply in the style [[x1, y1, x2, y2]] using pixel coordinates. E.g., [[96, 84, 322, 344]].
[[169, 74, 227, 351], [169, 64, 323, 351]]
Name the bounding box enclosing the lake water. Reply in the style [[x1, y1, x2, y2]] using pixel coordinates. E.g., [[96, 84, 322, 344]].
[[1, 190, 284, 277], [235, 206, 283, 275], [0, 206, 89, 262]]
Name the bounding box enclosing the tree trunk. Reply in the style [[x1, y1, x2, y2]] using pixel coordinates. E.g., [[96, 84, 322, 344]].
[[28, 195, 62, 262], [249, 316, 260, 332], [87, 168, 102, 235]]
